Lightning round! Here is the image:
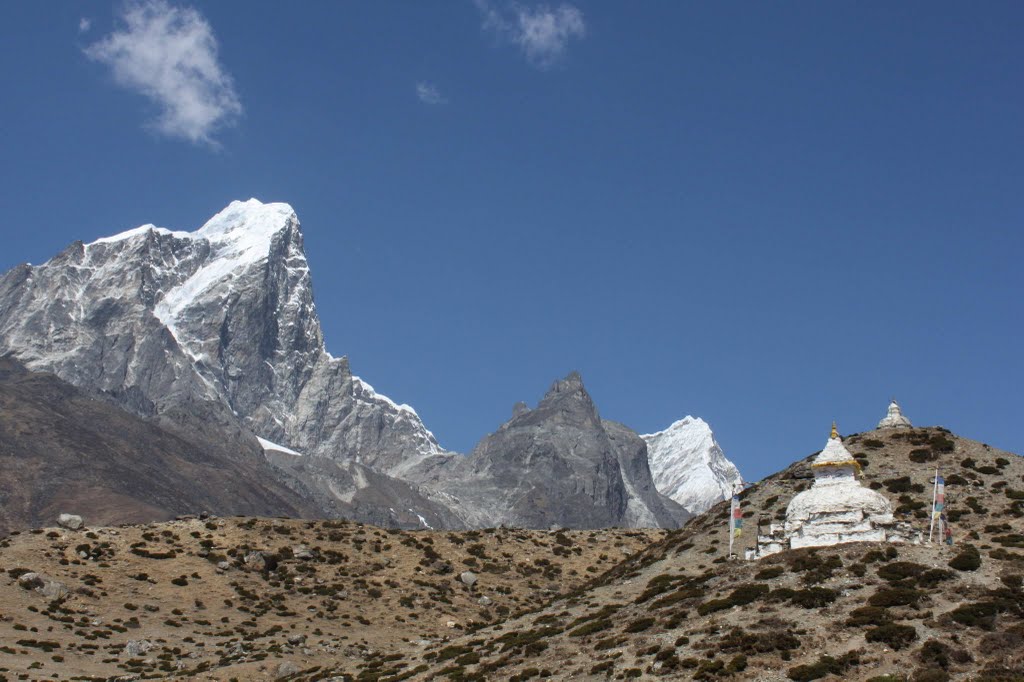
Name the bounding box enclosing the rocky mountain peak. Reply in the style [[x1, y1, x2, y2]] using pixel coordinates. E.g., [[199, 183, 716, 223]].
[[643, 416, 742, 514], [430, 372, 688, 529], [527, 371, 600, 427], [0, 199, 445, 476]]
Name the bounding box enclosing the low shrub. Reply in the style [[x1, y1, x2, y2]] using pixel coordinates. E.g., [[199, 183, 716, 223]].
[[948, 546, 982, 572], [787, 652, 860, 681], [884, 476, 925, 494], [866, 623, 918, 650], [694, 660, 724, 680], [788, 551, 843, 584], [727, 654, 747, 674], [789, 587, 839, 609], [568, 618, 612, 637], [909, 449, 936, 463], [918, 639, 952, 670], [949, 602, 1000, 630], [977, 631, 1023, 657], [696, 583, 769, 615], [869, 587, 924, 607], [718, 627, 800, 654], [877, 561, 926, 583], [755, 566, 785, 580], [992, 534, 1024, 548], [846, 606, 891, 627], [917, 568, 955, 587], [623, 617, 655, 633]]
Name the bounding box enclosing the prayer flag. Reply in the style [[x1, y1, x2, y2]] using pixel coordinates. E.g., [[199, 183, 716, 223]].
[[731, 495, 742, 538]]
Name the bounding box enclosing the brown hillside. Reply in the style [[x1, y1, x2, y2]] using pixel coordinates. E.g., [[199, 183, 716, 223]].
[[0, 517, 661, 680], [0, 356, 319, 533], [401, 426, 1024, 681]]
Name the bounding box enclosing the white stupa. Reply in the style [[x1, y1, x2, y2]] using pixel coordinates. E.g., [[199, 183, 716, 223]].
[[747, 422, 920, 560], [784, 423, 896, 549], [878, 399, 912, 429]]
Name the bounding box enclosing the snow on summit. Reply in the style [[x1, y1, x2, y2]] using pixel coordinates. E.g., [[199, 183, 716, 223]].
[[1, 198, 447, 480], [643, 416, 742, 515], [153, 199, 299, 334]]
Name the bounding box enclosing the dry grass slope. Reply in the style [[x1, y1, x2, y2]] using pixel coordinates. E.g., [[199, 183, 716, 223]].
[[0, 518, 661, 680], [0, 425, 1019, 681], [400, 427, 1023, 681]]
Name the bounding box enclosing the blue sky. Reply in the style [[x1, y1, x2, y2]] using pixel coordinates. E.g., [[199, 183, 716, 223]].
[[1, 1, 1021, 481]]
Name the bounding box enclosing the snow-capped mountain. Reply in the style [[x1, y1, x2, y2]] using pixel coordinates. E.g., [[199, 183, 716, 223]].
[[642, 416, 742, 514], [0, 199, 446, 478], [0, 198, 726, 530]]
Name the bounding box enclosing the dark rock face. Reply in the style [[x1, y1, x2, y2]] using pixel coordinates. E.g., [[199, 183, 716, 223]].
[[424, 373, 689, 529], [0, 356, 318, 534]]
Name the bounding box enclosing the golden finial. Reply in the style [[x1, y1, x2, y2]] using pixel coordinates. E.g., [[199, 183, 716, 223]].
[[830, 421, 839, 439]]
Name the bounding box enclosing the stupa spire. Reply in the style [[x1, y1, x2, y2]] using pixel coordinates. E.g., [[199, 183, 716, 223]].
[[830, 421, 839, 439]]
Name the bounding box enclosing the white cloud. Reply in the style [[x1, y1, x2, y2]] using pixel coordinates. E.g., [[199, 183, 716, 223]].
[[79, 17, 92, 33], [84, 0, 241, 146], [475, 0, 585, 69], [416, 82, 447, 105]]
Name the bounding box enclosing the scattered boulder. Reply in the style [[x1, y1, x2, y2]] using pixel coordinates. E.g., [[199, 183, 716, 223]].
[[292, 545, 316, 560], [287, 633, 306, 646], [478, 595, 493, 606], [57, 513, 83, 530], [460, 571, 478, 587], [430, 560, 453, 575], [40, 579, 69, 599], [17, 572, 68, 599], [216, 561, 231, 572], [17, 572, 44, 590], [275, 661, 301, 679], [244, 551, 266, 571], [124, 640, 154, 657]]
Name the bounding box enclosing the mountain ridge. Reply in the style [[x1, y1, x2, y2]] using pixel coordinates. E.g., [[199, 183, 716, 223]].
[[0, 199, 733, 530]]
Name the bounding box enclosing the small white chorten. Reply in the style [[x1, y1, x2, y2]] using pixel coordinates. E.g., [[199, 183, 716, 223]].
[[784, 423, 895, 549], [877, 399, 912, 429]]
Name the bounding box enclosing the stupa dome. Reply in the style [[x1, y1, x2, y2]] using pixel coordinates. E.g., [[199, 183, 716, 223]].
[[783, 424, 894, 549], [878, 399, 912, 429]]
